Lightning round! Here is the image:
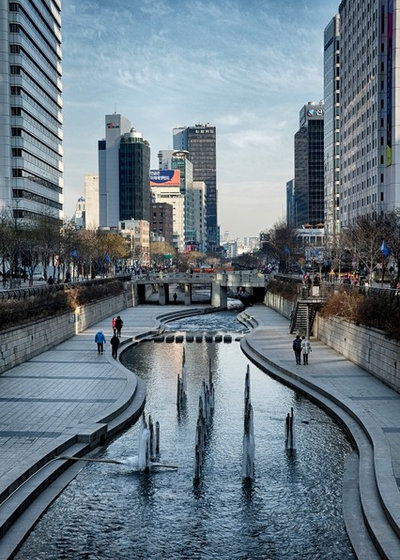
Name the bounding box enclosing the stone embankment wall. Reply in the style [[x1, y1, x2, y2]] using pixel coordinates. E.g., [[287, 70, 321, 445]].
[[0, 288, 133, 375], [264, 292, 400, 393], [263, 292, 294, 319]]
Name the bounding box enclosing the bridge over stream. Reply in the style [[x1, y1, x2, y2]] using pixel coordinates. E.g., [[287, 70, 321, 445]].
[[132, 271, 268, 307]]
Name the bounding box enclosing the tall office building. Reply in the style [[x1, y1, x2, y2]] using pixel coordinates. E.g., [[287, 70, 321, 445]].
[[72, 196, 85, 229], [84, 174, 99, 228], [188, 180, 207, 252], [98, 114, 150, 227], [323, 15, 341, 241], [171, 151, 195, 248], [0, 0, 63, 220], [286, 179, 295, 228], [173, 124, 218, 251], [119, 131, 150, 222], [339, 0, 400, 225], [293, 102, 325, 228]]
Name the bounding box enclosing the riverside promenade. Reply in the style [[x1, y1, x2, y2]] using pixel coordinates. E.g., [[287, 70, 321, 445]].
[[0, 303, 399, 559]]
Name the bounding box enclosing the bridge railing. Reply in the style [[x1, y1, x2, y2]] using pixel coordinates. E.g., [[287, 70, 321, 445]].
[[133, 271, 268, 287]]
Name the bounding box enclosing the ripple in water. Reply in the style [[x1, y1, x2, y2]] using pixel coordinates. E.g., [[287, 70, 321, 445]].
[[16, 312, 355, 560]]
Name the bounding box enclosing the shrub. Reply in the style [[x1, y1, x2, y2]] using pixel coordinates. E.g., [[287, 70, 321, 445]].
[[0, 280, 125, 331], [321, 288, 400, 341], [0, 291, 71, 330], [320, 290, 363, 323], [66, 280, 123, 306]]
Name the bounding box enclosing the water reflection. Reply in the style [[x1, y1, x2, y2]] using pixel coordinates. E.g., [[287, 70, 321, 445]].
[[16, 312, 355, 560]]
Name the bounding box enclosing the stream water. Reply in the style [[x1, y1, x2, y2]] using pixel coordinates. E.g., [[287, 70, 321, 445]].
[[16, 311, 355, 559]]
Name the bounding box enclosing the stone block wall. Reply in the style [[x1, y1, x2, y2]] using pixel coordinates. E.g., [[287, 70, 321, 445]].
[[0, 288, 133, 375], [264, 292, 294, 319], [314, 315, 400, 393], [265, 291, 400, 393]]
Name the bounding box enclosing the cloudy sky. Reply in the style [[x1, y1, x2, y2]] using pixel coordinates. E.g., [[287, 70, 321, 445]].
[[62, 0, 339, 239]]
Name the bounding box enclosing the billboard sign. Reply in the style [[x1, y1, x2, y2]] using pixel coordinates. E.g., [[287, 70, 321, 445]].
[[150, 169, 180, 186]]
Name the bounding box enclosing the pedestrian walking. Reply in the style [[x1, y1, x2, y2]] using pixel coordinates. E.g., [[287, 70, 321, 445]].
[[292, 335, 302, 365], [110, 333, 120, 359], [112, 317, 117, 334], [95, 330, 106, 354], [301, 336, 312, 365], [115, 315, 123, 337]]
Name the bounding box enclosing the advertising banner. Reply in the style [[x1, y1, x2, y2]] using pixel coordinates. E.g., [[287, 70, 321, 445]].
[[150, 170, 181, 186]]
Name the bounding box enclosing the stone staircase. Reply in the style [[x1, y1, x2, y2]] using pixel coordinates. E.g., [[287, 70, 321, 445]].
[[289, 286, 326, 335], [289, 300, 319, 335]]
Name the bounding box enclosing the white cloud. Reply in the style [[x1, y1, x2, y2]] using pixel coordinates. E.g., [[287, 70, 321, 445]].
[[62, 0, 338, 236]]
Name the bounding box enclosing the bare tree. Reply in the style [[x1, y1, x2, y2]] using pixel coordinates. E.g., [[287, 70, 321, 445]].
[[345, 215, 391, 285], [384, 210, 400, 284], [263, 220, 299, 272], [0, 208, 25, 287]]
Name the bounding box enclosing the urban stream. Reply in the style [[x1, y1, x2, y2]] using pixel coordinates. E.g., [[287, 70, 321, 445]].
[[16, 310, 355, 559]]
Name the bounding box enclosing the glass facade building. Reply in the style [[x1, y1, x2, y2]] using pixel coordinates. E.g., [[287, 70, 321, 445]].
[[98, 114, 150, 227], [119, 134, 150, 222], [293, 103, 325, 228], [339, 0, 400, 225], [323, 15, 341, 241], [173, 124, 218, 251], [0, 0, 63, 220]]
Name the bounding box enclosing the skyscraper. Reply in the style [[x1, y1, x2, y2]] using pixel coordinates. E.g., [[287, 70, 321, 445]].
[[173, 124, 218, 251], [119, 131, 150, 222], [286, 179, 295, 229], [84, 174, 99, 228], [338, 0, 399, 226], [0, 0, 63, 220], [323, 15, 340, 241], [293, 102, 325, 228], [170, 150, 194, 248], [98, 114, 150, 227]]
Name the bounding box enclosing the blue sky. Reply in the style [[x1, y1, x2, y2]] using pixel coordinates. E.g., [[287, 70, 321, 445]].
[[62, 0, 339, 239]]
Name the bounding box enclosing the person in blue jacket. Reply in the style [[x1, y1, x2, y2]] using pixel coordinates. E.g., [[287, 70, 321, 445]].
[[95, 330, 106, 354]]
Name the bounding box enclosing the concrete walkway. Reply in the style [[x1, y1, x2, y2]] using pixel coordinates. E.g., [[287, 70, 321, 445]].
[[0, 304, 198, 559], [240, 305, 400, 560], [0, 303, 399, 559]]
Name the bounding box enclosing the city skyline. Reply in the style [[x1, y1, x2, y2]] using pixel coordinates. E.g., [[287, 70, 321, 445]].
[[62, 0, 339, 239]]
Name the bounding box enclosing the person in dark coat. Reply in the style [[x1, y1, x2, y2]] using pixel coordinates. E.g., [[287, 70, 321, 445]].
[[115, 316, 123, 337], [110, 334, 120, 359], [292, 335, 302, 365]]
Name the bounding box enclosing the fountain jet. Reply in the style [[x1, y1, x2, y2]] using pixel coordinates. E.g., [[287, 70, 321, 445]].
[[242, 365, 255, 480]]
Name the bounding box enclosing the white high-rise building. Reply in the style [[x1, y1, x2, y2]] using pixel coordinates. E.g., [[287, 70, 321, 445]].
[[98, 114, 132, 227], [150, 182, 185, 252], [84, 174, 99, 228], [188, 180, 207, 252], [0, 0, 63, 220], [339, 1, 400, 225], [72, 196, 85, 229]]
